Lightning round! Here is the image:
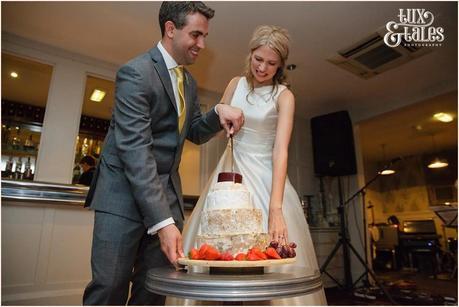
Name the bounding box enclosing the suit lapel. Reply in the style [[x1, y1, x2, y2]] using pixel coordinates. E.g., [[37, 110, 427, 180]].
[[149, 47, 177, 113]]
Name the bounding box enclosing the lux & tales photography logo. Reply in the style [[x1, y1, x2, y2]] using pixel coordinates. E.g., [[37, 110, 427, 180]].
[[384, 9, 445, 48]]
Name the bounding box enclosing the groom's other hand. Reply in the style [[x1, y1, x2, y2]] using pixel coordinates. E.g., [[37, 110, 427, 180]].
[[216, 104, 244, 137], [158, 224, 184, 265]]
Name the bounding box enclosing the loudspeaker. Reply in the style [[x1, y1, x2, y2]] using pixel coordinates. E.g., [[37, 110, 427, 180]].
[[310, 110, 357, 176]]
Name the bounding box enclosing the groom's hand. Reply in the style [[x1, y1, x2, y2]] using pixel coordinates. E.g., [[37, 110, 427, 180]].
[[158, 224, 184, 266], [216, 104, 244, 137]]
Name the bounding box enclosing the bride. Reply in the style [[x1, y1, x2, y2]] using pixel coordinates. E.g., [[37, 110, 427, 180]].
[[171, 25, 327, 305]]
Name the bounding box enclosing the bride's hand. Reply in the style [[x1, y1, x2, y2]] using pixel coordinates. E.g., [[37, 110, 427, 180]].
[[268, 207, 288, 245]]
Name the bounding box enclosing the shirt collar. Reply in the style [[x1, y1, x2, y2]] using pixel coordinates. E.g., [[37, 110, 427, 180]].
[[157, 41, 179, 70]]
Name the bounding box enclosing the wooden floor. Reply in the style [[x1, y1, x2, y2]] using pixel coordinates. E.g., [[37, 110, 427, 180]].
[[325, 270, 457, 305]]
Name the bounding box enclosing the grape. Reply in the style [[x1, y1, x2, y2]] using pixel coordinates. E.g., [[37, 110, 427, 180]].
[[270, 241, 279, 249], [276, 246, 283, 255], [281, 245, 289, 258], [291, 250, 296, 258], [289, 242, 297, 248]]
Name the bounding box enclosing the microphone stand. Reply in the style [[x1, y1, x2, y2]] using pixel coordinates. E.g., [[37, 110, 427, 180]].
[[320, 159, 400, 304]]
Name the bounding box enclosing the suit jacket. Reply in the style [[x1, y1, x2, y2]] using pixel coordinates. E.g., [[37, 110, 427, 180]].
[[78, 167, 96, 186], [85, 47, 222, 228]]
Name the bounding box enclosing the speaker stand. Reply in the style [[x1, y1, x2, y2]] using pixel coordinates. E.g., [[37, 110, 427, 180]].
[[320, 175, 397, 304]]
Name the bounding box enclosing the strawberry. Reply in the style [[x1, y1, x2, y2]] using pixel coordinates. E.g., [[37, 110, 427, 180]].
[[198, 244, 210, 259], [220, 251, 234, 261], [235, 253, 247, 261], [250, 247, 268, 260], [247, 252, 263, 261], [204, 245, 221, 260], [189, 248, 200, 260], [265, 247, 281, 259]]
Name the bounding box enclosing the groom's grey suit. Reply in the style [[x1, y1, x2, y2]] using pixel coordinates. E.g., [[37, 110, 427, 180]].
[[83, 46, 222, 305]]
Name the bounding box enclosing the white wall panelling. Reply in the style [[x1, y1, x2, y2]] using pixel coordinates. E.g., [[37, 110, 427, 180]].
[[2, 202, 94, 305]]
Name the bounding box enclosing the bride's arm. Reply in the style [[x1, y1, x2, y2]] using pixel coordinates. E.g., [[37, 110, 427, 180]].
[[219, 76, 241, 105], [268, 89, 295, 244]]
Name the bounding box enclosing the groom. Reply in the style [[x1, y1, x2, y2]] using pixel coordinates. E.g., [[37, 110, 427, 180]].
[[83, 2, 244, 305]]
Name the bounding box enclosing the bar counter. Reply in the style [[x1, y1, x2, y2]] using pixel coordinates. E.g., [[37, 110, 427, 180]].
[[2, 179, 88, 206], [2, 179, 93, 305]]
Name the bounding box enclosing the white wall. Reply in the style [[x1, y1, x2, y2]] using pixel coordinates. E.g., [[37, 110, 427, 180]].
[[179, 89, 227, 196]]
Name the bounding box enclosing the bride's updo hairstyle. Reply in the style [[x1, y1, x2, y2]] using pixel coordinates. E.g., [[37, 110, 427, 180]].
[[244, 25, 290, 94]]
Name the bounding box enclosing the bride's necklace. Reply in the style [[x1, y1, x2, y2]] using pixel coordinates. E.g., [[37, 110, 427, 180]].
[[249, 87, 275, 105]]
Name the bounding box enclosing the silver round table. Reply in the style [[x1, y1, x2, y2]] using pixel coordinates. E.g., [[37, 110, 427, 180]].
[[145, 266, 323, 302]]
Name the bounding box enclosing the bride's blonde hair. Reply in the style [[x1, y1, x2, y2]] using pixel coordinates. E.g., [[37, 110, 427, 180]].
[[244, 25, 290, 95]]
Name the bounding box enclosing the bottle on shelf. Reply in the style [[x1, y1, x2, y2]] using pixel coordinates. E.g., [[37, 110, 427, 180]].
[[82, 138, 89, 156], [14, 157, 23, 180], [24, 134, 35, 150], [92, 139, 102, 157], [2, 125, 11, 145], [4, 156, 14, 178], [88, 138, 94, 156], [95, 140, 102, 156], [24, 157, 33, 180], [12, 128, 21, 150]]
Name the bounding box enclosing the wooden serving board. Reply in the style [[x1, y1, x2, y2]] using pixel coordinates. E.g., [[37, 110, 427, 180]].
[[177, 257, 296, 267]]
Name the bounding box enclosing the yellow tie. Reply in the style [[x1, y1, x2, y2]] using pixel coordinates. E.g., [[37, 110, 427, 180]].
[[172, 66, 186, 132]]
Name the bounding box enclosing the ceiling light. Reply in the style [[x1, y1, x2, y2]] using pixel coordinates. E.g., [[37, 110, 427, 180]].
[[379, 144, 396, 175], [10, 72, 18, 78], [380, 169, 396, 175], [433, 112, 453, 123], [428, 157, 448, 169], [90, 89, 106, 102], [427, 134, 448, 169]]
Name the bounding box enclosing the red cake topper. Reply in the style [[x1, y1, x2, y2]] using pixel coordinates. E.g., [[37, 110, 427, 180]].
[[217, 172, 242, 183]]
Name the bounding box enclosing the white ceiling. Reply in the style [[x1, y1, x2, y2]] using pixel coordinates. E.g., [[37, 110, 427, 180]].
[[1, 1, 457, 162]]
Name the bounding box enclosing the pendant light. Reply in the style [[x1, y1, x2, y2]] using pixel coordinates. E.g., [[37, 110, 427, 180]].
[[428, 134, 448, 169], [379, 144, 396, 175]]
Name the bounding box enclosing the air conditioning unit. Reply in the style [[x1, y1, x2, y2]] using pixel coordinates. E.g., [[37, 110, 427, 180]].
[[328, 27, 432, 79]]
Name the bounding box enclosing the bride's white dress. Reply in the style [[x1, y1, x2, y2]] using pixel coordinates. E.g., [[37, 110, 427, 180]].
[[168, 77, 327, 305]]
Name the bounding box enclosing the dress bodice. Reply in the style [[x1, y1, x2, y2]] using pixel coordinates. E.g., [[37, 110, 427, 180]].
[[230, 77, 287, 153]]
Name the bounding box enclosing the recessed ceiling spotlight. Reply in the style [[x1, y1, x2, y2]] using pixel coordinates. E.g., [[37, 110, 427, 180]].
[[10, 72, 18, 78], [90, 89, 106, 102], [433, 112, 453, 123], [286, 64, 296, 71]]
